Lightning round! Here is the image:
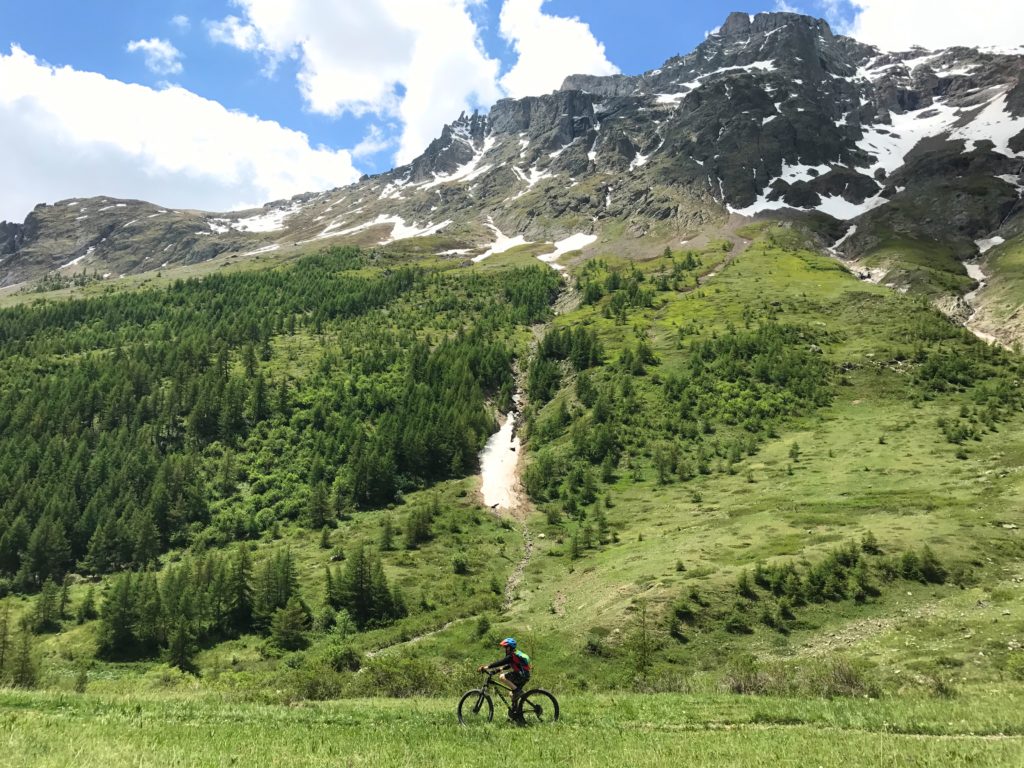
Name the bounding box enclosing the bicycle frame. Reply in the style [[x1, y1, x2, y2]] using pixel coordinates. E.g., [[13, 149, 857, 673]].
[[479, 673, 518, 713]]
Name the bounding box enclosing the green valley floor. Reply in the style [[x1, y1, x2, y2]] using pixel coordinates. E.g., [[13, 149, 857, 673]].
[[2, 689, 1022, 767]]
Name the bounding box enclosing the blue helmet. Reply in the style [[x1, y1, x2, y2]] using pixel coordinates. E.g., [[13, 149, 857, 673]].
[[499, 637, 517, 650]]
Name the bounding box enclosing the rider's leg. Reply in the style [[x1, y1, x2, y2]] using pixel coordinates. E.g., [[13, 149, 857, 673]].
[[497, 673, 524, 717]]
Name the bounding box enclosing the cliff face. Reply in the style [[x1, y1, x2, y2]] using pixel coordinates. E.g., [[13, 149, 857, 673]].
[[2, 11, 1022, 288]]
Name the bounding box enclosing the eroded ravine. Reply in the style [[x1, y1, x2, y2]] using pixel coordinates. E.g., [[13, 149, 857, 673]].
[[963, 260, 1007, 348]]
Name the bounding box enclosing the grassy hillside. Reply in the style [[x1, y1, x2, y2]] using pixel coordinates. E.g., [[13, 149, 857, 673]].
[[0, 224, 1022, 720], [970, 233, 1024, 346]]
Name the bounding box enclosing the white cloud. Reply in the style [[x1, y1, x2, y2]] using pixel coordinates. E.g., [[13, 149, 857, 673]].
[[352, 124, 394, 159], [498, 0, 619, 98], [207, 0, 621, 165], [0, 45, 360, 222], [773, 1, 802, 12], [171, 15, 190, 31], [206, 15, 261, 53], [849, 0, 1024, 50], [126, 38, 184, 75], [208, 0, 502, 165]]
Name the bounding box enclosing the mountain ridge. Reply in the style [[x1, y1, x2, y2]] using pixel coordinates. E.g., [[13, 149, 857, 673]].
[[2, 10, 1023, 341]]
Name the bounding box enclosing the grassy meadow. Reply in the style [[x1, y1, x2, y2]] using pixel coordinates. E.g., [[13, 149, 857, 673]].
[[2, 688, 1023, 767]]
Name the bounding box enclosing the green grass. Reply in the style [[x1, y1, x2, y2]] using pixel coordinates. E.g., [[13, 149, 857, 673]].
[[5, 226, 1024, 722], [860, 237, 973, 298], [2, 689, 1022, 767], [971, 233, 1024, 346]]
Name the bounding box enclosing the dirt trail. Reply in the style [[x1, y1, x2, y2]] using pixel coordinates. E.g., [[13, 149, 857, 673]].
[[681, 214, 755, 260], [364, 618, 470, 659]]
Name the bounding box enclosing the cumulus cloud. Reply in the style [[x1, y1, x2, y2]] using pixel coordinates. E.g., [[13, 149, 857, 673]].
[[849, 0, 1024, 50], [0, 45, 361, 222], [352, 124, 395, 159], [206, 15, 261, 53], [206, 0, 621, 164], [171, 15, 190, 31], [498, 0, 619, 98], [126, 38, 184, 75], [207, 0, 502, 164]]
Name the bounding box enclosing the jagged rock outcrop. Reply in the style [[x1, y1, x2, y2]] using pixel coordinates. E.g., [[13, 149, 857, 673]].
[[2, 10, 1023, 289]]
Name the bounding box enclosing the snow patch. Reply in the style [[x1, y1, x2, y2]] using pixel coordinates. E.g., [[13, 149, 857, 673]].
[[856, 102, 961, 176], [512, 166, 554, 197], [778, 163, 832, 184], [472, 220, 530, 263], [537, 233, 597, 271], [831, 225, 858, 253], [59, 246, 94, 270], [307, 215, 450, 244], [243, 244, 281, 256], [975, 236, 1005, 254], [479, 394, 523, 510], [949, 93, 1024, 158], [655, 92, 688, 105], [423, 136, 497, 189], [231, 201, 305, 233]]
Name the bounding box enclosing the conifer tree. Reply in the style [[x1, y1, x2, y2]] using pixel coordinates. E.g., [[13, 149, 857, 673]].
[[165, 617, 197, 672], [97, 572, 136, 657], [11, 624, 37, 689], [225, 543, 254, 634], [0, 515, 30, 576], [130, 509, 161, 567], [379, 514, 396, 551], [59, 575, 71, 619], [305, 481, 330, 530], [31, 578, 61, 633], [76, 586, 98, 624], [333, 545, 400, 629], [133, 571, 163, 651], [25, 516, 71, 586], [0, 602, 10, 679], [270, 597, 310, 651], [253, 549, 297, 628]]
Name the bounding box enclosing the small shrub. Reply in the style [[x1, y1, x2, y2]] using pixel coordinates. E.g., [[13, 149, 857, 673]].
[[724, 609, 753, 635], [925, 672, 958, 699], [1006, 653, 1024, 682], [721, 654, 783, 695], [919, 545, 947, 584], [74, 667, 89, 694], [799, 657, 880, 699]]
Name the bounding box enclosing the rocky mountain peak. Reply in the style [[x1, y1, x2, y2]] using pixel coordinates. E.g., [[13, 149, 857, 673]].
[[2, 10, 1022, 295], [406, 111, 489, 183], [718, 10, 833, 41]]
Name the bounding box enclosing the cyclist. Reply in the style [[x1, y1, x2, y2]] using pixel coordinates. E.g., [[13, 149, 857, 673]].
[[478, 637, 531, 712]]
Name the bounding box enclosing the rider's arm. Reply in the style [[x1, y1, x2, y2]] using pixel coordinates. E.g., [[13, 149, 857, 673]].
[[481, 657, 512, 672]]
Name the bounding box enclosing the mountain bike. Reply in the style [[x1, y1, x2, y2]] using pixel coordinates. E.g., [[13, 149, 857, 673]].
[[457, 671, 559, 725]]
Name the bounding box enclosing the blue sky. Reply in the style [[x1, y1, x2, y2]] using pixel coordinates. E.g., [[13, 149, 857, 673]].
[[0, 0, 1014, 221]]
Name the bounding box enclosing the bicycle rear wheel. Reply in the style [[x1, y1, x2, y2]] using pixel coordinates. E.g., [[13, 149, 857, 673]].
[[457, 690, 494, 725], [518, 689, 559, 724]]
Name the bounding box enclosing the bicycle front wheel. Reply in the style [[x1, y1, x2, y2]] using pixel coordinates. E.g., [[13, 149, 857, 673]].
[[518, 689, 559, 724], [457, 690, 494, 725]]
